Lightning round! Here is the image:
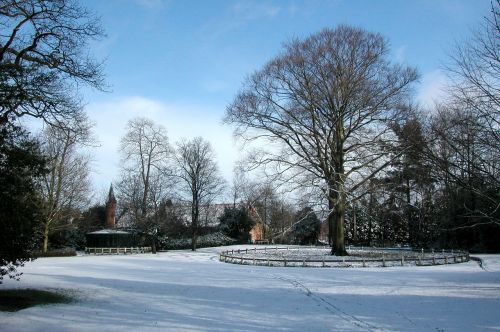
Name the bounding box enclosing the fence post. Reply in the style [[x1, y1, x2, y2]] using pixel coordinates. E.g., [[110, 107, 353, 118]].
[[382, 256, 386, 267], [303, 259, 306, 267], [433, 256, 436, 265], [445, 256, 448, 264], [322, 259, 325, 267], [284, 259, 287, 267], [268, 259, 270, 267], [362, 259, 366, 267], [240, 257, 243, 264]]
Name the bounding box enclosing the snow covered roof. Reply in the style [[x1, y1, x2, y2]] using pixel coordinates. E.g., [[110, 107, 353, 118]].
[[87, 229, 130, 235]]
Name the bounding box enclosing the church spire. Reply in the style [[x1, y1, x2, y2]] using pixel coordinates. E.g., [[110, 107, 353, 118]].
[[105, 183, 117, 228], [107, 184, 116, 204]]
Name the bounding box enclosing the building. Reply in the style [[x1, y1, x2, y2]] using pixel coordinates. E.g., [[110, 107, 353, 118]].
[[105, 184, 117, 229]]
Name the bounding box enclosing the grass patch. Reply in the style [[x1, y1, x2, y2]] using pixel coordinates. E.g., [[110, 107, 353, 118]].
[[0, 289, 73, 312]]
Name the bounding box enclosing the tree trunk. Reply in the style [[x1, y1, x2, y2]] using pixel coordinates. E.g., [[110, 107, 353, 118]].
[[333, 191, 348, 256], [328, 194, 335, 246], [406, 177, 412, 245], [191, 203, 198, 251], [352, 206, 357, 243], [151, 235, 157, 254], [43, 224, 49, 253], [368, 190, 373, 246], [191, 228, 197, 251]]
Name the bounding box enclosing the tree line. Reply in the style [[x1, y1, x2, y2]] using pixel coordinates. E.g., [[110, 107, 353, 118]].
[[1, 0, 498, 282]]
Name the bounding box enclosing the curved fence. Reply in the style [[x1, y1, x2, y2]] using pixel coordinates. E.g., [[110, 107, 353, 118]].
[[219, 246, 469, 268]]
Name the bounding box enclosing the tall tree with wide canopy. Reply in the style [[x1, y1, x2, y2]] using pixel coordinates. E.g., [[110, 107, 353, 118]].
[[225, 26, 418, 255], [0, 0, 105, 127]]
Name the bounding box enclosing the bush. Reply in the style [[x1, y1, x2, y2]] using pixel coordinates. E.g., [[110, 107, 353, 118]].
[[32, 248, 76, 258], [158, 232, 236, 250]]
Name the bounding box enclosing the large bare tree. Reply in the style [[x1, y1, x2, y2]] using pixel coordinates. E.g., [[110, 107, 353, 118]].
[[174, 137, 225, 251], [38, 116, 93, 252], [118, 117, 172, 253], [0, 0, 105, 127], [225, 26, 418, 255]]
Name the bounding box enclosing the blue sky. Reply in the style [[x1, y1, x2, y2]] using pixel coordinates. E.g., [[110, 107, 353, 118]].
[[82, 0, 492, 197]]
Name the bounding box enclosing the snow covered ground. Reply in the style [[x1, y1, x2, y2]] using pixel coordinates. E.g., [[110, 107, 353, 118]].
[[1, 245, 499, 331]]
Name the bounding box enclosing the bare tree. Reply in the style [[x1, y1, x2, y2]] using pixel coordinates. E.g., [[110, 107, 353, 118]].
[[225, 26, 418, 255], [174, 137, 225, 251], [38, 116, 93, 252], [431, 0, 500, 229], [0, 0, 105, 127], [428, 102, 500, 230], [118, 117, 172, 253], [447, 0, 499, 142]]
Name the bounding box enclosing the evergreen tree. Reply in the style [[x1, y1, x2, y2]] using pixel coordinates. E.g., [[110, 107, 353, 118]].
[[0, 124, 46, 282], [292, 207, 321, 245], [218, 207, 254, 243]]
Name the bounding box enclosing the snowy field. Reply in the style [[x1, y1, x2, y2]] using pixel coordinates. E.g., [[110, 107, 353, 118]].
[[1, 245, 499, 331]]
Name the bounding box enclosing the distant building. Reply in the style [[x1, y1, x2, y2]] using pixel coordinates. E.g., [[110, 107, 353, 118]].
[[85, 184, 150, 253], [105, 184, 117, 229], [247, 204, 266, 243]]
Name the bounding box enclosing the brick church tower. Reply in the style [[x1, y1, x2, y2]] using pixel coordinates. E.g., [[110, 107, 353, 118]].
[[105, 184, 117, 229]]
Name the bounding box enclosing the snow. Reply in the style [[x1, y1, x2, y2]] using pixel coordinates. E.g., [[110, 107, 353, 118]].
[[1, 245, 499, 331], [87, 229, 130, 234]]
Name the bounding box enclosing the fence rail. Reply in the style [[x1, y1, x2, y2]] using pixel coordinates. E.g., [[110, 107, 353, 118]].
[[219, 246, 470, 268], [85, 247, 152, 255]]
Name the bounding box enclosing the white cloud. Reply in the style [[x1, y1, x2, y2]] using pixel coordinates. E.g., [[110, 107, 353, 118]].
[[416, 70, 449, 109], [85, 96, 239, 191]]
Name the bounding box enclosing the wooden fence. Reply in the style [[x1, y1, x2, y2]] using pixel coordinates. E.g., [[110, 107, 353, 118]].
[[219, 246, 470, 268], [85, 247, 152, 255]]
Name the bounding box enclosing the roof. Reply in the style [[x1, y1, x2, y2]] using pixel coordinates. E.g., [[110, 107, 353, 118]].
[[87, 229, 130, 235]]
